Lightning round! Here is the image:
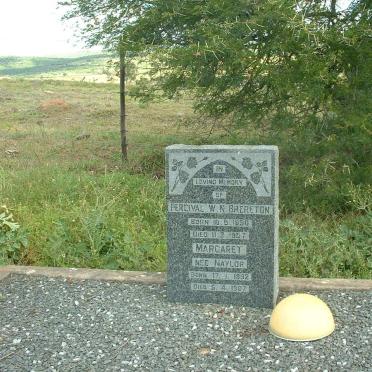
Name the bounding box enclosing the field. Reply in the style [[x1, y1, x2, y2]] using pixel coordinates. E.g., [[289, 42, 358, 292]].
[[0, 54, 113, 82], [0, 56, 371, 278]]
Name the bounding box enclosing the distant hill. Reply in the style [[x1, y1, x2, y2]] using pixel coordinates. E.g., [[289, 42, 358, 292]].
[[0, 54, 117, 83]]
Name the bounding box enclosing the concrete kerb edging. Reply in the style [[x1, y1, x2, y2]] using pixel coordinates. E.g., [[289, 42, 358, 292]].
[[0, 265, 371, 291]]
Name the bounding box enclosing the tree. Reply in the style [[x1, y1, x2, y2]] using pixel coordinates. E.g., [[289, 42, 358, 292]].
[[125, 0, 371, 134], [59, 0, 147, 160], [60, 0, 371, 137]]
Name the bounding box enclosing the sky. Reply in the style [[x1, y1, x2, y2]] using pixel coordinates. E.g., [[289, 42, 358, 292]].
[[0, 0, 352, 57], [0, 0, 101, 57]]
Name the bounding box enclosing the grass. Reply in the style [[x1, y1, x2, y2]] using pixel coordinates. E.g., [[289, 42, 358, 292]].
[[0, 67, 371, 278], [1, 170, 166, 270], [0, 77, 194, 272]]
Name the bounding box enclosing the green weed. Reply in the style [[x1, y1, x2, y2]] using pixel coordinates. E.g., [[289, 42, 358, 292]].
[[0, 205, 29, 264], [280, 213, 371, 278]]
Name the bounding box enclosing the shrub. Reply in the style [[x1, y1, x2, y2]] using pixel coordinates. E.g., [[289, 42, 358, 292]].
[[0, 205, 28, 264]]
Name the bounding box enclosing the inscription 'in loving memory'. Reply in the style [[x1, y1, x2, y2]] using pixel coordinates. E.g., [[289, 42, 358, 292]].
[[193, 178, 246, 186]]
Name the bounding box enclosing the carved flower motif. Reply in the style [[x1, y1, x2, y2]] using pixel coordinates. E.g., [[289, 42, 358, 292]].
[[261, 160, 269, 172], [179, 170, 189, 183], [250, 171, 261, 184], [171, 159, 183, 171], [186, 157, 198, 169], [242, 157, 253, 169]]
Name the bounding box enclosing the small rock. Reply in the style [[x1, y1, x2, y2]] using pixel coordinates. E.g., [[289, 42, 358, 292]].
[[198, 347, 211, 356], [75, 134, 90, 140]]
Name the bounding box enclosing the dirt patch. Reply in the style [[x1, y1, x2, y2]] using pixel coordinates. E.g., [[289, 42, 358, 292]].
[[39, 98, 70, 112]]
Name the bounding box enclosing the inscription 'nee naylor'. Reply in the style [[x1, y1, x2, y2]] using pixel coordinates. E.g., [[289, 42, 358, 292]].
[[192, 257, 247, 269]]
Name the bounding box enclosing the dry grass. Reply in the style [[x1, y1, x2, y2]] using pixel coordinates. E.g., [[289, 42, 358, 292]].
[[39, 98, 70, 112], [0, 78, 197, 174]]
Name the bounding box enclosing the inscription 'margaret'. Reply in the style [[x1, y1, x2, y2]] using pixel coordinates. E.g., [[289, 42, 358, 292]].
[[192, 243, 247, 255], [169, 203, 273, 215]]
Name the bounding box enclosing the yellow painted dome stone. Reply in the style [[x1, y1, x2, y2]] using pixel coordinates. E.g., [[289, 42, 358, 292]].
[[269, 293, 335, 341]]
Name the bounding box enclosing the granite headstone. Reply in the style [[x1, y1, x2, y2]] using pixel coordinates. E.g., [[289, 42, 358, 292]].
[[166, 145, 279, 308]]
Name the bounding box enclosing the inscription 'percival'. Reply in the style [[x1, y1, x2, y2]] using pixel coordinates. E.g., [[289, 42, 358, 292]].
[[169, 203, 273, 215]]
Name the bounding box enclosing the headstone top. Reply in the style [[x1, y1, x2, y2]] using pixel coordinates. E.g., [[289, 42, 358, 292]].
[[166, 144, 278, 151], [166, 144, 279, 308]]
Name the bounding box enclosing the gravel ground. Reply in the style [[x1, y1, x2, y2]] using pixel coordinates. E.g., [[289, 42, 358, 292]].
[[0, 274, 371, 372]]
